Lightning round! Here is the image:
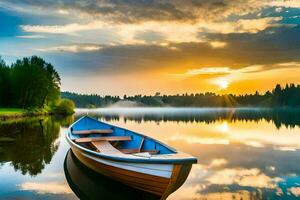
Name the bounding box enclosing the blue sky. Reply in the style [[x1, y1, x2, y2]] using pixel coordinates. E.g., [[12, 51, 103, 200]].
[[1, 0, 300, 95]]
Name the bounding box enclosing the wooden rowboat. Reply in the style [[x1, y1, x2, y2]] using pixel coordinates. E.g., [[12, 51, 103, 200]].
[[64, 149, 160, 200], [66, 116, 197, 199]]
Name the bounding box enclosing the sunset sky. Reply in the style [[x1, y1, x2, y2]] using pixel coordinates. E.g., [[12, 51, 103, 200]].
[[1, 0, 300, 95]]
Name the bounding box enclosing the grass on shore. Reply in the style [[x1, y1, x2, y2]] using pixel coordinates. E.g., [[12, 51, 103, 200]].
[[0, 108, 51, 120], [0, 102, 74, 120], [0, 108, 26, 115]]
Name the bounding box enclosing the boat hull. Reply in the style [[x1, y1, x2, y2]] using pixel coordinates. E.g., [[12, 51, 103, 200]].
[[71, 147, 192, 199], [64, 150, 160, 200]]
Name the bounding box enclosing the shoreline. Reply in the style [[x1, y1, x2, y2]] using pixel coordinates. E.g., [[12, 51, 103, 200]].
[[0, 111, 51, 120], [0, 108, 73, 121]]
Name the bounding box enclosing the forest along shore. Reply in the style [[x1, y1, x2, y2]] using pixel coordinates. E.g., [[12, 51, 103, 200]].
[[62, 84, 300, 108], [0, 56, 75, 120]]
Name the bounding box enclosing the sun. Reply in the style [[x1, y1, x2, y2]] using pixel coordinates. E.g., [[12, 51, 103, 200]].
[[215, 79, 229, 89], [219, 121, 229, 133]]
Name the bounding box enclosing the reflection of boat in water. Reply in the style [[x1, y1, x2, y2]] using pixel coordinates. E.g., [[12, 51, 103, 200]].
[[64, 149, 160, 200], [66, 116, 197, 199]]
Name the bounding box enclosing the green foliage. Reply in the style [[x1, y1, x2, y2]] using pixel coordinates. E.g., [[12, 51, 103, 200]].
[[0, 56, 72, 114], [61, 92, 120, 107], [9, 56, 61, 108], [0, 57, 11, 106], [87, 104, 96, 108], [0, 108, 26, 115], [53, 99, 75, 115]]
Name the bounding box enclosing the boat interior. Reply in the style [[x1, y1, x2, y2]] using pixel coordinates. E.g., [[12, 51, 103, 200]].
[[69, 116, 176, 156]]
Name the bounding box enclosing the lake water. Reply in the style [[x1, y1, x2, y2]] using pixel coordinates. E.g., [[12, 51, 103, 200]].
[[0, 108, 300, 200]]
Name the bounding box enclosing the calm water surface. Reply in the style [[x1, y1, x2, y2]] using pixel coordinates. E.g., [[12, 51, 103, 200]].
[[0, 108, 300, 200]]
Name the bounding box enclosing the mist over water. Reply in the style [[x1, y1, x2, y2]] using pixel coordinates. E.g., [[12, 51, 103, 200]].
[[107, 100, 144, 108]]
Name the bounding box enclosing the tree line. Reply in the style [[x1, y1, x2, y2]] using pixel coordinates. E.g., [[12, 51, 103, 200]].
[[62, 84, 300, 108], [62, 92, 120, 108], [0, 56, 74, 114]]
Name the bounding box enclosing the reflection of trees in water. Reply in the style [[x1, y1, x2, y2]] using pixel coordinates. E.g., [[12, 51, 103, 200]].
[[0, 116, 72, 176], [81, 109, 300, 129], [55, 115, 74, 128]]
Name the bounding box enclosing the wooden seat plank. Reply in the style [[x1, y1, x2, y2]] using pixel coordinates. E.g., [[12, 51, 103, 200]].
[[119, 148, 139, 154], [75, 136, 131, 143], [120, 148, 159, 154], [72, 129, 113, 135], [142, 150, 160, 154], [91, 141, 121, 154]]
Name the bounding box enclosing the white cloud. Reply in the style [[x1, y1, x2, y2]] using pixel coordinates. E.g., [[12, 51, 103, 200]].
[[210, 41, 227, 48], [16, 35, 45, 39], [186, 67, 231, 76], [145, 17, 282, 42], [206, 168, 283, 189], [20, 21, 105, 34], [274, 146, 297, 151], [238, 17, 282, 33], [58, 9, 69, 15], [278, 62, 300, 67], [170, 190, 253, 200], [177, 65, 263, 78], [238, 65, 265, 73], [209, 159, 228, 167], [289, 187, 300, 196], [20, 17, 282, 45], [269, 1, 300, 8], [37, 44, 102, 52], [198, 17, 282, 34], [19, 182, 72, 194]]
